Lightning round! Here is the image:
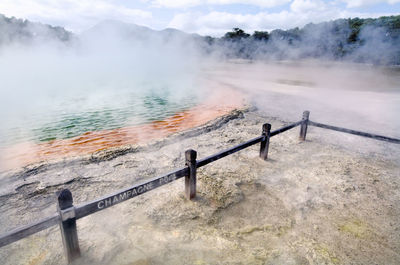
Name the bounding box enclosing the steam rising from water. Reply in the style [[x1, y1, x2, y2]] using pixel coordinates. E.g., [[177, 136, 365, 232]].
[[0, 21, 204, 147]]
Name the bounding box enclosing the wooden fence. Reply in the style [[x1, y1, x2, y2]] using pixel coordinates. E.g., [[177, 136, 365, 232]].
[[0, 110, 399, 263]]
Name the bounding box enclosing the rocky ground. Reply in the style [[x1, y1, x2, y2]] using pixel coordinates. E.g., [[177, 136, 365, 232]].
[[0, 108, 399, 265]]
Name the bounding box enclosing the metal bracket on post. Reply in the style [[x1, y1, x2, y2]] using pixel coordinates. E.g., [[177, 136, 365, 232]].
[[260, 123, 271, 160], [57, 189, 81, 263], [185, 149, 197, 200], [299, 110, 310, 141]]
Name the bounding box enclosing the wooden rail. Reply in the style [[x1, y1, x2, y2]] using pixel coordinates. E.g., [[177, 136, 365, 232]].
[[308, 120, 400, 144], [0, 110, 399, 263], [0, 214, 59, 248], [75, 167, 189, 219]]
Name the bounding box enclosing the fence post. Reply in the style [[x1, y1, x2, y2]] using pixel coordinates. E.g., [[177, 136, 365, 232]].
[[260, 123, 271, 160], [57, 189, 81, 263], [299, 110, 310, 141], [185, 149, 197, 200]]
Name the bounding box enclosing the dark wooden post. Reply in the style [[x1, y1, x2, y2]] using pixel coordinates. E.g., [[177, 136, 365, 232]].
[[260, 123, 271, 160], [57, 189, 81, 263], [185, 149, 197, 200], [299, 110, 310, 141]]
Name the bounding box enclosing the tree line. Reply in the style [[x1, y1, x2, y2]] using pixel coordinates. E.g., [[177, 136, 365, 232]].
[[203, 15, 400, 65]]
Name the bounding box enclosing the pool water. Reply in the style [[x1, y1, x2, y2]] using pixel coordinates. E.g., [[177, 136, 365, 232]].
[[0, 81, 199, 146]]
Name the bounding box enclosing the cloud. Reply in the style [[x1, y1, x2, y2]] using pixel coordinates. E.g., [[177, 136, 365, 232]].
[[145, 0, 290, 8], [168, 5, 397, 36], [168, 11, 291, 36], [290, 0, 328, 13], [0, 0, 152, 32], [341, 0, 400, 8]]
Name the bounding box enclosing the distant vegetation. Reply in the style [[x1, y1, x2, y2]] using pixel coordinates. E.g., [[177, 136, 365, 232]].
[[209, 15, 400, 65], [0, 14, 73, 45], [1, 13, 399, 65]]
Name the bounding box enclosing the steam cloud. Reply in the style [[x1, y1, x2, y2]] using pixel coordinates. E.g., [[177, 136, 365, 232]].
[[0, 17, 204, 147]]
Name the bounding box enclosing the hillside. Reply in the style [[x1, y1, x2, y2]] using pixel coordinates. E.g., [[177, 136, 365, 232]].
[[0, 14, 73, 46]]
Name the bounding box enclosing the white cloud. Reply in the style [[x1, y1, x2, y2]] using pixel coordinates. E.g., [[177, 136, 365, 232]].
[[146, 0, 290, 8], [168, 11, 288, 36], [341, 0, 400, 8], [0, 0, 152, 32], [168, 7, 397, 36], [290, 0, 328, 13]]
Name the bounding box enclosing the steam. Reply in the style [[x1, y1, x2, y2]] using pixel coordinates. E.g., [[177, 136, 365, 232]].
[[0, 18, 204, 147], [350, 24, 400, 65]]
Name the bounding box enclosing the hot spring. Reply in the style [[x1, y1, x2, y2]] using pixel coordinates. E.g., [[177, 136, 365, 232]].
[[1, 82, 198, 145], [0, 31, 244, 171]]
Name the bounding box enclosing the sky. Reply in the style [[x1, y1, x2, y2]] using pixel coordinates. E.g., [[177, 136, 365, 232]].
[[0, 0, 399, 36]]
